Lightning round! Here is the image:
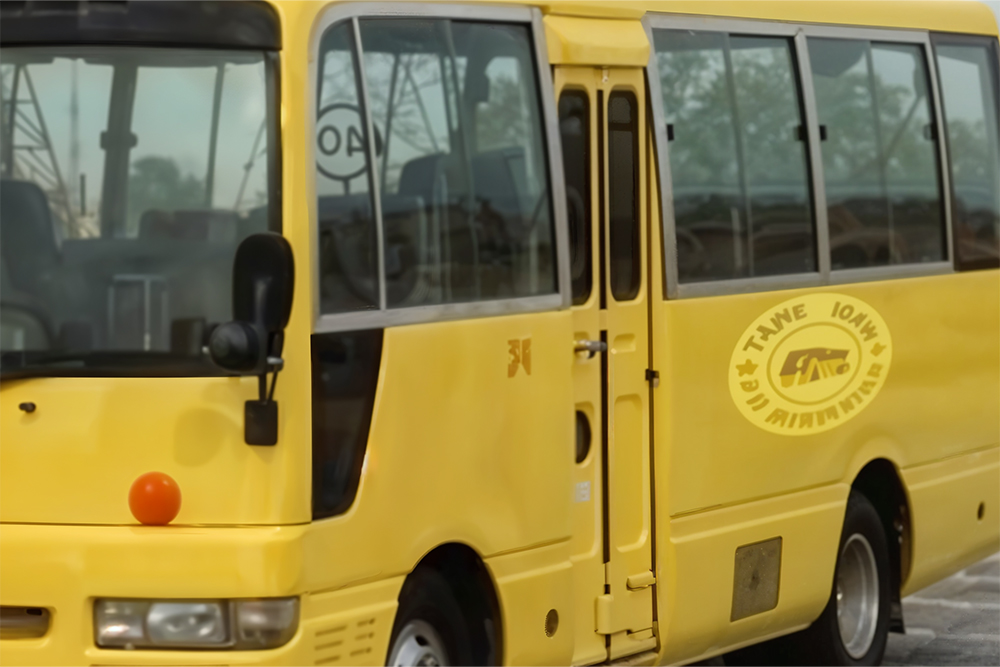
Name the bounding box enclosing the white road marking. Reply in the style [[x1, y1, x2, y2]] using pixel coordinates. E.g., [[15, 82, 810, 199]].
[[905, 597, 1000, 611], [955, 572, 1000, 584], [906, 627, 936, 637], [906, 628, 1000, 643]]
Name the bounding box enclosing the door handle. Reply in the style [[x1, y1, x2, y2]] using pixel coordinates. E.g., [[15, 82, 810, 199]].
[[626, 571, 656, 591], [574, 339, 607, 359]]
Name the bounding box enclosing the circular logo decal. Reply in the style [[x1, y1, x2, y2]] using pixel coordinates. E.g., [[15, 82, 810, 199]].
[[728, 293, 892, 436]]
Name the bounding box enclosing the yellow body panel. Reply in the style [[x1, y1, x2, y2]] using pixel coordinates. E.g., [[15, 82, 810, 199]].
[[658, 485, 847, 664], [901, 447, 1000, 596], [486, 541, 575, 665], [648, 268, 999, 662], [301, 312, 575, 591], [655, 271, 999, 518], [2, 0, 998, 665], [544, 15, 649, 67], [0, 375, 307, 525]]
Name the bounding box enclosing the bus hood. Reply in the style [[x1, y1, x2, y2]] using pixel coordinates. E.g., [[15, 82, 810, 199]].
[[0, 376, 304, 525]]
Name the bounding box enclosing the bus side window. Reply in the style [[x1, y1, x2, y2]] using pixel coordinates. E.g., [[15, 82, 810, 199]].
[[357, 19, 557, 308], [933, 38, 1000, 270], [653, 30, 815, 283], [315, 23, 380, 314], [809, 39, 945, 270], [559, 90, 592, 305]]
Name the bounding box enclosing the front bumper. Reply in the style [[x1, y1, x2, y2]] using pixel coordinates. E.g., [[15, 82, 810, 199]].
[[0, 523, 401, 665]]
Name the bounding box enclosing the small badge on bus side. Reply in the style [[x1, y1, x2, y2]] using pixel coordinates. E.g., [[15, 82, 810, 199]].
[[728, 293, 892, 436], [508, 338, 532, 377]]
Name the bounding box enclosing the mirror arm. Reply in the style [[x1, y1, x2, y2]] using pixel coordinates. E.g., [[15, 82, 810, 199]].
[[254, 356, 283, 403], [245, 332, 285, 446]]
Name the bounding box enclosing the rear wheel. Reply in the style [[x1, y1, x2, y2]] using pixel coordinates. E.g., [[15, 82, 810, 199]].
[[807, 490, 891, 665], [726, 490, 891, 665], [836, 531, 882, 660]]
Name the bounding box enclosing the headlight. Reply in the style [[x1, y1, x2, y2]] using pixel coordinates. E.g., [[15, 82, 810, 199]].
[[94, 598, 298, 650], [234, 598, 299, 650]]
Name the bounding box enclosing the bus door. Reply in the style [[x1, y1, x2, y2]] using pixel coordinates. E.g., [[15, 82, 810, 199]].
[[556, 66, 655, 663]]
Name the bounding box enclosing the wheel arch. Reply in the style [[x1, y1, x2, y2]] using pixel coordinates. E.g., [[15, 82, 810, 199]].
[[395, 541, 503, 665], [850, 457, 912, 633]]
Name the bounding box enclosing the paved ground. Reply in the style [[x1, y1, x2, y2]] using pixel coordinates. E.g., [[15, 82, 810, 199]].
[[884, 551, 1000, 666]]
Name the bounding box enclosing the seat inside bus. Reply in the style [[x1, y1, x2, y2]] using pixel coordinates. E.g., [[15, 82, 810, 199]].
[[318, 142, 537, 308], [0, 179, 62, 299], [0, 178, 266, 356]]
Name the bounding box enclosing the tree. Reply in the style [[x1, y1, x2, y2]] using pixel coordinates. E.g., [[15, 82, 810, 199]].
[[126, 156, 204, 232]]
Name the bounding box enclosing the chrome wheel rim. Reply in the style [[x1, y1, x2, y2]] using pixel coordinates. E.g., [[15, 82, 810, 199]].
[[836, 533, 879, 659], [388, 620, 449, 666]]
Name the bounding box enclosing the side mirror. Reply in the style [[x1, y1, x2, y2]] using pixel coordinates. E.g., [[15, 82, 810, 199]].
[[209, 233, 294, 445], [233, 233, 294, 337]]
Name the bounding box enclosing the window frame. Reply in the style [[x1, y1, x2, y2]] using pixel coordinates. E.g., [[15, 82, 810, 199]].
[[308, 3, 569, 334], [930, 31, 1000, 272], [645, 15, 955, 299]]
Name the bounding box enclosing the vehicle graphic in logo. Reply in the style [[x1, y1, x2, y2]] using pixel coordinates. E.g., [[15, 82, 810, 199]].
[[779, 348, 850, 388], [728, 294, 892, 436]]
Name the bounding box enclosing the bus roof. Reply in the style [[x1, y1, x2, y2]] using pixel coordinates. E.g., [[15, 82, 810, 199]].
[[273, 0, 998, 37], [539, 1, 998, 36]]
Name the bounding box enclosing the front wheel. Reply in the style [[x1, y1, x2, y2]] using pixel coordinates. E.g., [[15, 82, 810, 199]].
[[387, 569, 475, 666]]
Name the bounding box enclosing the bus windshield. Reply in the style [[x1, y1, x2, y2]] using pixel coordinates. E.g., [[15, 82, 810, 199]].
[[0, 47, 275, 378]]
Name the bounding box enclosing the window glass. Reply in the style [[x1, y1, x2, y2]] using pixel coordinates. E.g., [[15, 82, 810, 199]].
[[359, 19, 556, 307], [935, 42, 1000, 267], [608, 91, 640, 300], [654, 30, 814, 283], [1, 51, 269, 240], [315, 23, 379, 313], [559, 91, 591, 305], [810, 39, 944, 269], [1, 58, 112, 240], [0, 46, 274, 376]]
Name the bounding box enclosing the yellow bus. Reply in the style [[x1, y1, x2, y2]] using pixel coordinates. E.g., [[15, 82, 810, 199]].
[[1, 1, 998, 665]]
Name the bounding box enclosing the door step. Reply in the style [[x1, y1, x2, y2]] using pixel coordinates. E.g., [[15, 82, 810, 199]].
[[608, 649, 659, 666]]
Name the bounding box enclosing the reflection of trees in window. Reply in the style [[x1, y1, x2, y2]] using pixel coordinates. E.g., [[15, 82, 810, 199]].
[[733, 44, 807, 186], [950, 118, 994, 184], [811, 39, 944, 268], [657, 43, 737, 189], [475, 62, 527, 154], [127, 156, 204, 228], [314, 18, 555, 311], [935, 41, 1000, 267], [655, 30, 814, 283], [362, 52, 454, 194]]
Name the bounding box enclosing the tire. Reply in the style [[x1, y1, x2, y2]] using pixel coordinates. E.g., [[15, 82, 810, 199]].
[[726, 490, 891, 666], [387, 569, 476, 666]]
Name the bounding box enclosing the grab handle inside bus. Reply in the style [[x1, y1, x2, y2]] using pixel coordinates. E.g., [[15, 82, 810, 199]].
[[208, 233, 295, 446]]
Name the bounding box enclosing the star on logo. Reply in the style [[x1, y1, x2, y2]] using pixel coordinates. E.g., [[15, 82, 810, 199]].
[[736, 359, 758, 376], [871, 343, 886, 357]]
